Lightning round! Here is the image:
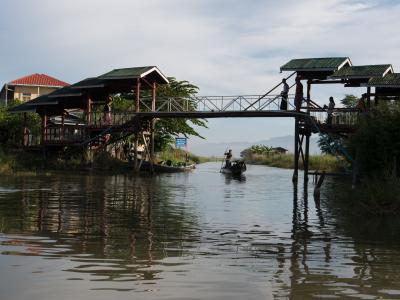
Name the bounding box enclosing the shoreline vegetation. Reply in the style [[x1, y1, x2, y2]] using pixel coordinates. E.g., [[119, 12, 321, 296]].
[[0, 147, 211, 175], [242, 152, 341, 172]]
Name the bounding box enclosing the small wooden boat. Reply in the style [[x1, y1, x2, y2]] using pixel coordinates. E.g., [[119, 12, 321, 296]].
[[139, 160, 195, 173], [220, 160, 246, 175]]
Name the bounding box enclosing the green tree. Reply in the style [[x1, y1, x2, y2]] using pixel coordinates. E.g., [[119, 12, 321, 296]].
[[0, 102, 41, 149], [341, 94, 358, 108], [153, 77, 207, 151], [350, 102, 400, 176], [110, 77, 207, 151]]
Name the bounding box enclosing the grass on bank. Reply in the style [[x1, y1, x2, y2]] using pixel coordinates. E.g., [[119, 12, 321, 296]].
[[0, 146, 211, 174], [244, 153, 342, 172], [158, 146, 211, 165], [339, 174, 400, 216]]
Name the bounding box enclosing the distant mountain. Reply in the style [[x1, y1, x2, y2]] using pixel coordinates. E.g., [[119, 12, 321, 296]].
[[189, 135, 320, 157]]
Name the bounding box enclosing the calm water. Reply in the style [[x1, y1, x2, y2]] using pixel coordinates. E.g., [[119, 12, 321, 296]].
[[1, 163, 400, 300]]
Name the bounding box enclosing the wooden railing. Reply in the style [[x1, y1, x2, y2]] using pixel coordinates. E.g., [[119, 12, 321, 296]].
[[308, 108, 360, 126], [87, 111, 137, 128], [43, 127, 87, 144]]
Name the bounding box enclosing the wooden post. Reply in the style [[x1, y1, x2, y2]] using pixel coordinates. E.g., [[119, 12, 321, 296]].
[[135, 79, 141, 113], [23, 112, 28, 147], [306, 80, 311, 110], [134, 80, 141, 172], [304, 134, 310, 182], [150, 82, 156, 171], [41, 114, 47, 145], [87, 95, 92, 125], [367, 87, 371, 108], [292, 118, 299, 183], [61, 112, 65, 141]]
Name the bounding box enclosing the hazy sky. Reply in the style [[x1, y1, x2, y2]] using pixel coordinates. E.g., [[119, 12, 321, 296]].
[[1, 0, 399, 145]]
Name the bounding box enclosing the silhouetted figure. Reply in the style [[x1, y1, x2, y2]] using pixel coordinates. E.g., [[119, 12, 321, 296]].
[[294, 75, 303, 112], [103, 96, 112, 125], [327, 96, 335, 125], [280, 78, 289, 110]]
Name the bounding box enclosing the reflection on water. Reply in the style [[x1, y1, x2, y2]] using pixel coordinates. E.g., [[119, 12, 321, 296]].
[[0, 163, 400, 299]]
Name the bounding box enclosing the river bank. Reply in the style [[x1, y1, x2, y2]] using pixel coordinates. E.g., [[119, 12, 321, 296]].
[[0, 148, 211, 175], [243, 153, 342, 172]]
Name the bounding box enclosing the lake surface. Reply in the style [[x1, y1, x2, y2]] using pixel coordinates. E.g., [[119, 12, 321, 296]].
[[1, 162, 400, 299]]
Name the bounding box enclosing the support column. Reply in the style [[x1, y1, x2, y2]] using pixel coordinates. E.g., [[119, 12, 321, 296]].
[[23, 112, 28, 147], [292, 118, 300, 183], [306, 80, 311, 109], [304, 134, 310, 183], [150, 83, 156, 168], [134, 80, 141, 172], [87, 95, 92, 125], [367, 87, 371, 108], [61, 112, 65, 141], [5, 84, 8, 107], [41, 114, 47, 145]]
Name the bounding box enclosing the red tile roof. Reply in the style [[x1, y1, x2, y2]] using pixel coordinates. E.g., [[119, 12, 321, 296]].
[[8, 73, 69, 87]]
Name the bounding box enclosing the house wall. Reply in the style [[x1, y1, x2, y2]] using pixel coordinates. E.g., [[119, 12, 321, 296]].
[[13, 86, 59, 102]]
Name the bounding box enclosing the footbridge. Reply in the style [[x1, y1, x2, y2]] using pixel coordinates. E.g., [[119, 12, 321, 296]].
[[10, 57, 396, 182]]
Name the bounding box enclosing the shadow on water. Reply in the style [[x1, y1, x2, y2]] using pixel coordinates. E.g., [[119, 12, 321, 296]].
[[223, 174, 246, 184], [0, 174, 201, 284], [283, 179, 400, 299]]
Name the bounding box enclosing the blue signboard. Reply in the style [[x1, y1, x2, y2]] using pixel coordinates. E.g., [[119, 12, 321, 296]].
[[175, 137, 187, 148]]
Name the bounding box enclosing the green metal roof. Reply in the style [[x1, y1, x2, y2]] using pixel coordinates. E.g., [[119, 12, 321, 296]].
[[330, 64, 393, 79], [98, 66, 169, 84], [280, 57, 351, 72], [366, 73, 400, 87]]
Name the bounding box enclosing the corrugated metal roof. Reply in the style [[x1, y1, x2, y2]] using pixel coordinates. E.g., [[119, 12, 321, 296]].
[[98, 66, 169, 83], [330, 64, 393, 79], [69, 77, 105, 90], [7, 102, 37, 113], [281, 57, 351, 72], [8, 73, 69, 87], [366, 73, 400, 87]]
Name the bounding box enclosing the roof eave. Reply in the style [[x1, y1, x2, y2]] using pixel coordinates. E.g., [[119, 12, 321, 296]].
[[281, 68, 340, 72], [140, 67, 169, 84]]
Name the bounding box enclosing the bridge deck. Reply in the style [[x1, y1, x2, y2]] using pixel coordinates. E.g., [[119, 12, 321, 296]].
[[134, 110, 307, 119]]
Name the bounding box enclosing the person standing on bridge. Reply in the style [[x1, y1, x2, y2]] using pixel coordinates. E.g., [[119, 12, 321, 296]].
[[294, 75, 303, 112], [327, 96, 335, 125], [280, 78, 289, 110]]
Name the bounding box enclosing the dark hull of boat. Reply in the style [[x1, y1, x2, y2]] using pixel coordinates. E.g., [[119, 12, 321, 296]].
[[140, 161, 195, 173], [220, 161, 246, 175]]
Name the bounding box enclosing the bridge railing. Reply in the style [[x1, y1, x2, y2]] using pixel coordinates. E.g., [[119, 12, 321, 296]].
[[139, 94, 296, 112], [308, 108, 360, 126]]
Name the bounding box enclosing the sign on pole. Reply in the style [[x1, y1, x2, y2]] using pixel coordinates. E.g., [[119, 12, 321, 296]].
[[175, 137, 187, 148]]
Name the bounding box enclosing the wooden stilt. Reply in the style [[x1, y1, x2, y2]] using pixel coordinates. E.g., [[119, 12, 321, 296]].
[[304, 134, 310, 183], [292, 118, 299, 183], [150, 82, 156, 173], [134, 80, 141, 173]]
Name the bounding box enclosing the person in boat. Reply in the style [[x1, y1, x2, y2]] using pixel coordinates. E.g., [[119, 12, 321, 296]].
[[224, 149, 233, 168]]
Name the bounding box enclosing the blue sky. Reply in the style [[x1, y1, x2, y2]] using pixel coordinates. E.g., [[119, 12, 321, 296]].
[[1, 0, 400, 146]]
